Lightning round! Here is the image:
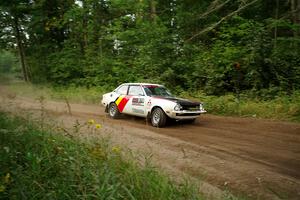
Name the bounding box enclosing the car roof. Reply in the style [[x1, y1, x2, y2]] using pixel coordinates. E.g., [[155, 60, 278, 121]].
[[120, 83, 163, 87]]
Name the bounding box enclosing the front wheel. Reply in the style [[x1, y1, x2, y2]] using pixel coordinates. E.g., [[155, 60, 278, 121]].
[[151, 107, 167, 127], [108, 103, 121, 119]]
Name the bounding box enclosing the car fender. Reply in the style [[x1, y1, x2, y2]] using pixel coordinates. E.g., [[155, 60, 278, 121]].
[[102, 92, 119, 110], [149, 98, 177, 118]]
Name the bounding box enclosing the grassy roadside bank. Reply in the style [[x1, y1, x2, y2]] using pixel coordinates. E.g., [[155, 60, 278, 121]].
[[3, 80, 300, 122], [182, 91, 300, 122], [0, 112, 202, 199], [4, 81, 106, 104]]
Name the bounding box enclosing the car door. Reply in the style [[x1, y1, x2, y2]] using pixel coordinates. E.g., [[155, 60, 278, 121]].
[[122, 85, 147, 117]]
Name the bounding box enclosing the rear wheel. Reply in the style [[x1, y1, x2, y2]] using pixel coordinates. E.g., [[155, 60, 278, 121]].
[[151, 107, 167, 127], [108, 103, 121, 119]]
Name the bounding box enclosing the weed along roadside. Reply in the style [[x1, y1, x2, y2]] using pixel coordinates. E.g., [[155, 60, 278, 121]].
[[0, 112, 204, 199]]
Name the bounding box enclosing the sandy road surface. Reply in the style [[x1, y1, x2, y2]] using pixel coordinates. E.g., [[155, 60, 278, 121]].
[[0, 89, 300, 200]]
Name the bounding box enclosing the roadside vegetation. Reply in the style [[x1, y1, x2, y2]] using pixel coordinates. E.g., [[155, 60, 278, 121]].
[[6, 81, 106, 104], [2, 77, 300, 122], [183, 91, 300, 122], [0, 112, 202, 199]]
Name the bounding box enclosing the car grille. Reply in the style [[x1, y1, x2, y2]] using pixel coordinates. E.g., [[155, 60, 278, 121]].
[[182, 105, 200, 111]]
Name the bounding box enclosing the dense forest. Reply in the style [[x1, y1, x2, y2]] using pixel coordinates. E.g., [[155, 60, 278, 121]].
[[1, 0, 300, 95]]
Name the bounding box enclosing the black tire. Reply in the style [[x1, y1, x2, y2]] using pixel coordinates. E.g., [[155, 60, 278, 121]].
[[108, 103, 121, 119], [151, 107, 167, 127]]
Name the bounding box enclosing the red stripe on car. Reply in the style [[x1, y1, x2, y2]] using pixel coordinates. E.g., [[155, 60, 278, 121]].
[[118, 96, 130, 112]]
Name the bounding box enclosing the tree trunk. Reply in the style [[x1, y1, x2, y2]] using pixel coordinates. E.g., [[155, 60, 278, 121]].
[[13, 16, 29, 82], [297, 0, 300, 35], [292, 0, 300, 20], [150, 0, 157, 22], [291, 0, 300, 37], [82, 0, 88, 55], [274, 0, 279, 49], [295, 0, 300, 56]]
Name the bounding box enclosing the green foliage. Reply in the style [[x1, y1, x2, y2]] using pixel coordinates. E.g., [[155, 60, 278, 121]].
[[48, 44, 84, 85], [0, 112, 202, 199], [0, 50, 19, 73], [1, 0, 300, 98], [181, 90, 300, 122]]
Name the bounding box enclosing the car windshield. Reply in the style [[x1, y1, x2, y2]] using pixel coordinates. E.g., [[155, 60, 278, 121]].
[[143, 85, 173, 97]]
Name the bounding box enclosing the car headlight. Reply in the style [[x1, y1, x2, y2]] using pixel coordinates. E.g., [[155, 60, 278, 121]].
[[199, 103, 204, 111], [174, 103, 183, 111]]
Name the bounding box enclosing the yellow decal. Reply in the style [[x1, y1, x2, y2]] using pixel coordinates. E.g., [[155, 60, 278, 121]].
[[115, 95, 124, 105]]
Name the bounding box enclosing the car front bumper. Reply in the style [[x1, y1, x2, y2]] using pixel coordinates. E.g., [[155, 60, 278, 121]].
[[167, 110, 207, 120]]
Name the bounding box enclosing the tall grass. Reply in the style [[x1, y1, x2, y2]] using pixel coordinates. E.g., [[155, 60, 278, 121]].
[[0, 112, 201, 199]]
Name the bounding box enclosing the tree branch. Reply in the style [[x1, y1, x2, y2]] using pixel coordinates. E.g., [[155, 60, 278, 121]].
[[197, 0, 232, 19], [186, 0, 260, 42]]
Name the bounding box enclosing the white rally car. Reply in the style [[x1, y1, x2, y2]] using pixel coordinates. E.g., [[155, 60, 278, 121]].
[[101, 83, 206, 127]]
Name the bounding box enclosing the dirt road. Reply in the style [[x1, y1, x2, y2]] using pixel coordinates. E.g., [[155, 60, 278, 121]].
[[1, 89, 299, 200]]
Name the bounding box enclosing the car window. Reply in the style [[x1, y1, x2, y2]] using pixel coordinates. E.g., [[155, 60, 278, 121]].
[[116, 85, 128, 95], [128, 85, 144, 96], [143, 85, 173, 97]]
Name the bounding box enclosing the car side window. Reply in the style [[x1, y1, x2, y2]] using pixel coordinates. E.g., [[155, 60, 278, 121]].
[[128, 86, 144, 96], [116, 85, 128, 95]]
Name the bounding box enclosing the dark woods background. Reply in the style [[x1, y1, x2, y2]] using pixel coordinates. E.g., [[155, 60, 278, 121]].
[[1, 0, 300, 96]]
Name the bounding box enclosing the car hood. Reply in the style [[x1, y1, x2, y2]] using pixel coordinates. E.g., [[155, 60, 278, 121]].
[[153, 96, 200, 106]]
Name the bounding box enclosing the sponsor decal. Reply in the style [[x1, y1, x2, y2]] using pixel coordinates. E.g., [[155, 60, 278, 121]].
[[132, 108, 144, 114], [132, 98, 144, 106], [115, 95, 131, 112]]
